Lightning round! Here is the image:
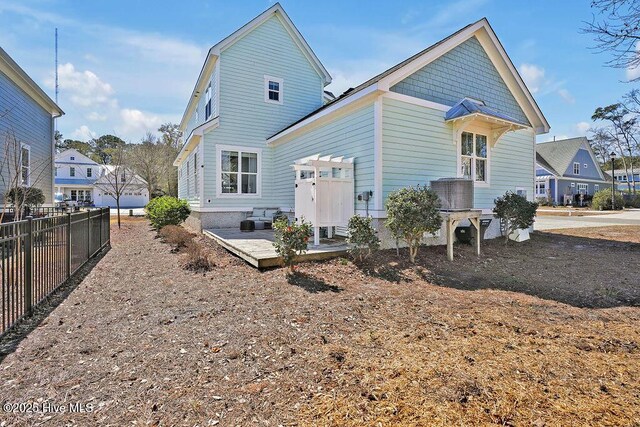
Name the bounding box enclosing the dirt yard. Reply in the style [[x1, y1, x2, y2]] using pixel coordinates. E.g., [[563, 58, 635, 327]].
[[0, 219, 639, 426]]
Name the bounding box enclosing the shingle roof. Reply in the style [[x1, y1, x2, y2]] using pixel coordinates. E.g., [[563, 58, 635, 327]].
[[445, 98, 528, 126], [535, 152, 560, 176], [536, 137, 589, 177]]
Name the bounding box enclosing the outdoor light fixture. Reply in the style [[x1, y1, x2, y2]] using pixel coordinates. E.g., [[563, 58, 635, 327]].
[[610, 152, 617, 210]]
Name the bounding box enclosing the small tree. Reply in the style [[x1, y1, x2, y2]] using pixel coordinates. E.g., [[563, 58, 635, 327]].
[[592, 188, 624, 210], [347, 215, 380, 262], [385, 185, 442, 263], [92, 144, 136, 229], [145, 196, 191, 229], [6, 187, 45, 216], [493, 191, 538, 245], [273, 217, 312, 273]]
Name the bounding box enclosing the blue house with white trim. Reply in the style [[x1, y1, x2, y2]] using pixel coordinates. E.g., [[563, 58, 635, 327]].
[[175, 3, 550, 246], [535, 137, 611, 206]]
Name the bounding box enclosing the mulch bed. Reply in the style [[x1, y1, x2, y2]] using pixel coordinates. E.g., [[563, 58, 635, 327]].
[[0, 219, 639, 426]]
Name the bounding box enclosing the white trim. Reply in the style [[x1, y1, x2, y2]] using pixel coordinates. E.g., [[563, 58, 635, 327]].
[[20, 143, 31, 187], [561, 177, 611, 184], [215, 144, 262, 198], [456, 129, 490, 187], [381, 92, 449, 111], [191, 206, 254, 213], [199, 142, 205, 208], [174, 117, 219, 166], [267, 84, 380, 145], [373, 96, 383, 210], [264, 75, 284, 105], [573, 162, 580, 175]]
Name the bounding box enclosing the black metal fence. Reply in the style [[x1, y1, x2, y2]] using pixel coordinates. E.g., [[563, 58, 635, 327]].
[[0, 208, 110, 336]]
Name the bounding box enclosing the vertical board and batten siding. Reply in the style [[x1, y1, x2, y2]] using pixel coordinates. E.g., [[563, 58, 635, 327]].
[[272, 103, 375, 212], [382, 97, 535, 210], [202, 15, 324, 208], [0, 70, 54, 204], [390, 36, 529, 126]]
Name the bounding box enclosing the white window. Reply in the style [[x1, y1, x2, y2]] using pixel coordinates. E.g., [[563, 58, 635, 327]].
[[570, 182, 576, 187], [584, 163, 588, 168], [535, 181, 547, 196], [595, 184, 600, 192], [87, 167, 92, 178], [21, 144, 30, 186], [70, 156, 75, 160], [195, 106, 199, 123], [460, 131, 488, 183], [578, 183, 588, 194], [70, 166, 76, 177], [121, 172, 126, 183], [264, 76, 283, 104], [516, 187, 527, 198], [205, 83, 212, 120], [573, 162, 580, 175], [217, 145, 261, 196], [54, 167, 58, 177]]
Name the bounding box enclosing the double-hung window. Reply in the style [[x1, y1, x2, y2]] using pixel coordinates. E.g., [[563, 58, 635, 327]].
[[460, 131, 488, 183], [578, 183, 588, 194], [218, 146, 260, 196], [87, 167, 92, 178], [573, 162, 580, 175], [21, 144, 30, 186], [535, 181, 546, 196], [70, 167, 76, 177], [264, 76, 283, 104], [205, 83, 212, 120]]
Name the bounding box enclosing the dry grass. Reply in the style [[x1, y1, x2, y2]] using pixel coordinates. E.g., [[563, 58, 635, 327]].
[[159, 225, 194, 250], [181, 241, 215, 272], [546, 225, 640, 243]]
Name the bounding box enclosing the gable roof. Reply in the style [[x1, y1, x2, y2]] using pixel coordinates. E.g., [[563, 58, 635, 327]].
[[0, 46, 63, 117], [55, 148, 98, 165], [445, 98, 528, 126], [536, 137, 606, 180], [179, 3, 331, 132], [268, 17, 549, 143]]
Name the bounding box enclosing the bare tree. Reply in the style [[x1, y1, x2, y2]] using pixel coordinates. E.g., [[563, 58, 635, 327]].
[[92, 145, 137, 229], [158, 123, 182, 197], [582, 0, 640, 81], [129, 132, 164, 197], [589, 127, 616, 164]]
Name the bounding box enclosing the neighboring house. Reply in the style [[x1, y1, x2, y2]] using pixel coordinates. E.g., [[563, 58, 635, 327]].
[[604, 169, 640, 192], [174, 4, 549, 246], [0, 46, 64, 206], [536, 137, 611, 205], [54, 148, 149, 208]]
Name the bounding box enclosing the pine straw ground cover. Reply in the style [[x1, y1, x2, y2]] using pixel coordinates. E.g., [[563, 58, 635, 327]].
[[0, 219, 638, 426]]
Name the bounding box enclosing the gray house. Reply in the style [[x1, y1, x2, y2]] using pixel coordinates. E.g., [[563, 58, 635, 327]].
[[535, 137, 610, 205], [0, 46, 63, 206]]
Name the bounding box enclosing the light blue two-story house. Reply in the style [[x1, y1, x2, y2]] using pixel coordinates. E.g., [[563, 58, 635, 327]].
[[0, 47, 63, 206], [535, 137, 611, 205], [175, 4, 549, 246]]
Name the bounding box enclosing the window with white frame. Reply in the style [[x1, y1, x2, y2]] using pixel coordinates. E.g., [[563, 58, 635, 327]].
[[21, 144, 30, 186], [195, 106, 199, 123], [584, 163, 588, 168], [87, 167, 92, 178], [205, 83, 212, 120], [70, 166, 76, 177], [594, 184, 600, 192], [535, 181, 547, 196], [460, 131, 488, 183], [573, 162, 580, 175], [219, 147, 260, 195], [578, 183, 588, 194], [264, 76, 283, 104]]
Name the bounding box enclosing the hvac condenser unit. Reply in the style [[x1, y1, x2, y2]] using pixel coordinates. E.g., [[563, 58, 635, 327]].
[[430, 178, 474, 211]]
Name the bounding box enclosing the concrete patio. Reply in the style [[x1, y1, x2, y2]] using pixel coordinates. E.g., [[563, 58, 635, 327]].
[[203, 228, 348, 268]]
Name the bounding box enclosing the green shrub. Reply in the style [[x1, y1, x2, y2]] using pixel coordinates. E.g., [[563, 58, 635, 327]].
[[624, 194, 640, 208], [347, 215, 380, 262], [385, 185, 442, 263], [273, 217, 312, 273], [592, 189, 624, 210], [6, 186, 46, 208], [493, 192, 538, 244], [145, 196, 191, 229]]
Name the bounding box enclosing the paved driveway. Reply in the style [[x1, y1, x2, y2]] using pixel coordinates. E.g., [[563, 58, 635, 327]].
[[534, 209, 640, 230]]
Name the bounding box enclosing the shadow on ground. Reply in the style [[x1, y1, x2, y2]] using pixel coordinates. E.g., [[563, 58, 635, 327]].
[[0, 246, 110, 363], [287, 271, 342, 293], [353, 232, 640, 309]]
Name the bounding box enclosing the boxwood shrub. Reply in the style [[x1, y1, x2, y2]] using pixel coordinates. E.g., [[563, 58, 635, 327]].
[[591, 189, 624, 210], [145, 196, 191, 229]]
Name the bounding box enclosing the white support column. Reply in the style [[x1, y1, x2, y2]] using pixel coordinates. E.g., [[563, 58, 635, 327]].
[[314, 227, 320, 246]]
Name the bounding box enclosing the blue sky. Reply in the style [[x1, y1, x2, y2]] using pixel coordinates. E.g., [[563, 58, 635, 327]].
[[0, 0, 637, 143]]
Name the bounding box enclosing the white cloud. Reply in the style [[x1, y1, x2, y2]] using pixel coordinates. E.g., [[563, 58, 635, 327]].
[[71, 125, 96, 141], [519, 63, 545, 94], [576, 121, 591, 134], [558, 88, 575, 104], [118, 109, 162, 138], [47, 63, 116, 109], [626, 42, 640, 80], [87, 111, 107, 121], [115, 32, 203, 65]]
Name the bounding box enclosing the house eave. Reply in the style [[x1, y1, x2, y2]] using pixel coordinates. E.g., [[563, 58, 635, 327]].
[[174, 117, 219, 166]]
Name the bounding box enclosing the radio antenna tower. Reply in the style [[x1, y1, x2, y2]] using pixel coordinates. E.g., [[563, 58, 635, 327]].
[[55, 28, 59, 104]]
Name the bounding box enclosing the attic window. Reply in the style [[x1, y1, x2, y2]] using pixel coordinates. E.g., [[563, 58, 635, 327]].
[[264, 76, 283, 104], [205, 83, 212, 120], [70, 156, 75, 160], [573, 162, 580, 175]]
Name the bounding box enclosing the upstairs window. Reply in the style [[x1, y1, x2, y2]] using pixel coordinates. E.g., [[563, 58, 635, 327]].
[[205, 83, 212, 120], [195, 106, 199, 123], [121, 172, 126, 183], [460, 131, 488, 183], [70, 156, 75, 160], [264, 76, 283, 104], [70, 167, 76, 177], [573, 162, 580, 175], [21, 144, 30, 186], [87, 167, 92, 178]]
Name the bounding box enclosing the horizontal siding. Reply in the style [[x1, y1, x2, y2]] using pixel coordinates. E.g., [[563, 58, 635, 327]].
[[200, 14, 324, 208], [382, 97, 535, 210], [0, 69, 54, 204], [273, 103, 375, 211]]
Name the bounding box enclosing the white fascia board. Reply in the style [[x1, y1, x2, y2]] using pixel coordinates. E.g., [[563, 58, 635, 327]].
[[173, 117, 219, 166], [267, 84, 380, 145], [381, 91, 450, 111], [179, 52, 218, 132]]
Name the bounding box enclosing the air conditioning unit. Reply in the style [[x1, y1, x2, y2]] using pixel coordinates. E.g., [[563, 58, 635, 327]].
[[430, 178, 474, 211]]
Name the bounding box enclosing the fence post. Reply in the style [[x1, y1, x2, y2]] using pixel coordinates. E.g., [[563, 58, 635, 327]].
[[87, 210, 91, 259], [106, 208, 110, 246], [67, 212, 72, 279], [24, 216, 33, 315], [99, 208, 103, 248]]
